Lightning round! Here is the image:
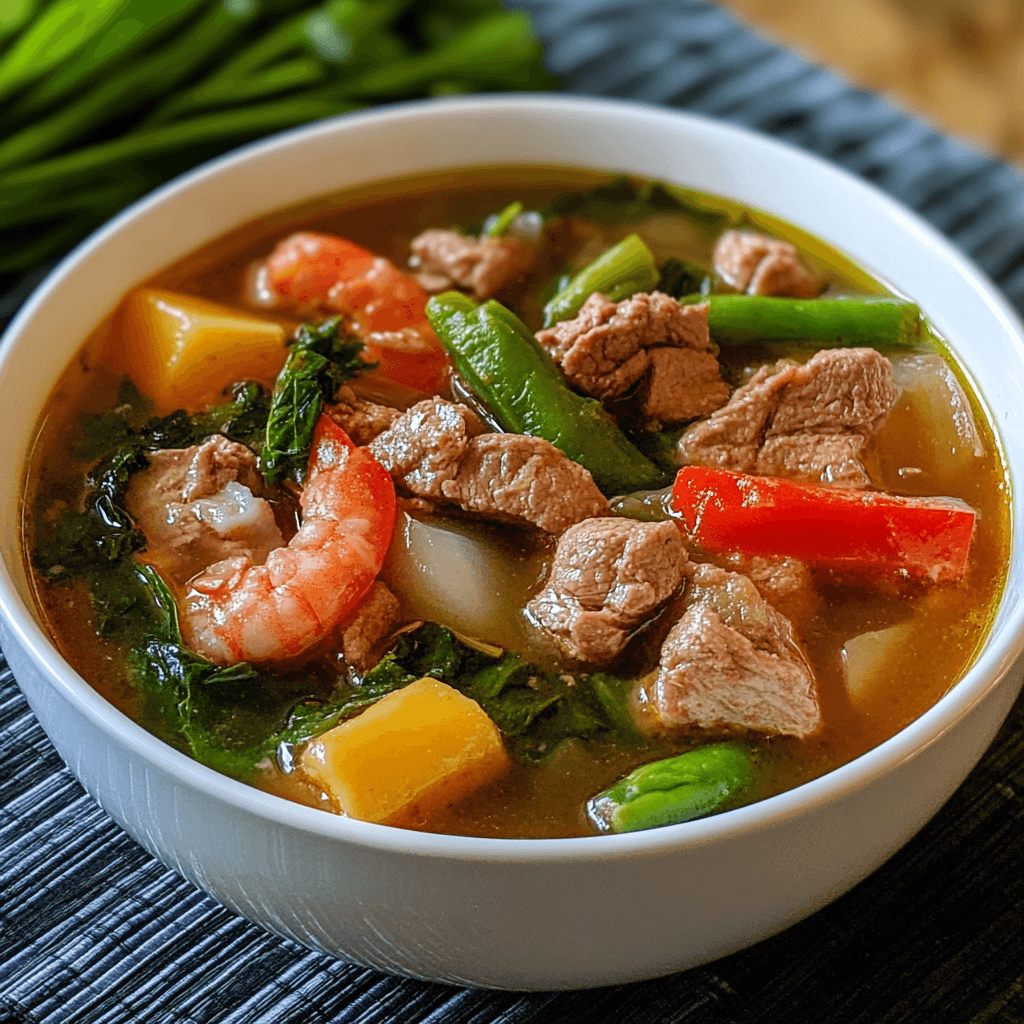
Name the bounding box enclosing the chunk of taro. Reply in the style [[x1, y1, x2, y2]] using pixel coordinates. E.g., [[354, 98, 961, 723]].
[[653, 564, 820, 737], [529, 518, 687, 663]]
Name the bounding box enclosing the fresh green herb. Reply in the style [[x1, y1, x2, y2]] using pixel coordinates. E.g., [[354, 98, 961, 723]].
[[542, 233, 659, 328], [426, 291, 668, 495], [587, 742, 755, 833], [260, 317, 367, 485]]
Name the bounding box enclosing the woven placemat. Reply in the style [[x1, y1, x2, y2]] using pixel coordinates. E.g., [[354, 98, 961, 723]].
[[3, 2, 1024, 1021]]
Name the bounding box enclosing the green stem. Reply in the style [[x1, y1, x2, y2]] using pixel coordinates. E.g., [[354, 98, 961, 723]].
[[690, 294, 923, 348], [427, 291, 666, 496], [542, 233, 659, 328]]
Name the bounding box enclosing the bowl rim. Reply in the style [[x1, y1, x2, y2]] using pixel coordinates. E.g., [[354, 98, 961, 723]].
[[3, 92, 1023, 863]]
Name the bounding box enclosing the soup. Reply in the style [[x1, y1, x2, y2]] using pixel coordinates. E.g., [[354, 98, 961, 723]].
[[23, 168, 1009, 839]]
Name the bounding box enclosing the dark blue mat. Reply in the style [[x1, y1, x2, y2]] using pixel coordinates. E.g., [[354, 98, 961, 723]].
[[3, 2, 1024, 1022]]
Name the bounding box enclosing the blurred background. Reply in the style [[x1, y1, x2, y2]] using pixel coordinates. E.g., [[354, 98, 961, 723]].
[[723, 0, 1024, 163], [2, 0, 1023, 294]]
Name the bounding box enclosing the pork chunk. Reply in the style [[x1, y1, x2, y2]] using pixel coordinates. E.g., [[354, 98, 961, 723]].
[[342, 581, 401, 672], [535, 292, 728, 424], [410, 229, 536, 299], [654, 563, 820, 737], [369, 399, 609, 533], [125, 436, 283, 585], [368, 398, 483, 497], [529, 518, 687, 662], [678, 348, 896, 488], [713, 229, 823, 298], [326, 386, 400, 446]]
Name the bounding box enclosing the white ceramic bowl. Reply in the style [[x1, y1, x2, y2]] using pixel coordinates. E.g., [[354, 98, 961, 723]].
[[2, 95, 1023, 990]]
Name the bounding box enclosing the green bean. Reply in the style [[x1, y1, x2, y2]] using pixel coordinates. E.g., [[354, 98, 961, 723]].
[[542, 233, 659, 328], [426, 291, 666, 495], [0, 0, 131, 103], [0, 0, 43, 45], [0, 0, 260, 173], [484, 200, 523, 237], [683, 293, 923, 348], [587, 743, 754, 833]]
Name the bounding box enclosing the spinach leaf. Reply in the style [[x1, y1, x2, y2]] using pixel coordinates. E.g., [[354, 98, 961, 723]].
[[260, 317, 368, 485], [544, 177, 731, 232], [361, 622, 641, 760], [657, 256, 712, 300]]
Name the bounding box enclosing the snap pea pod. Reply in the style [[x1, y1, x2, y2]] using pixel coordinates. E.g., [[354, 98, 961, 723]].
[[587, 742, 754, 833], [680, 294, 923, 348], [426, 292, 666, 495], [542, 232, 659, 328]]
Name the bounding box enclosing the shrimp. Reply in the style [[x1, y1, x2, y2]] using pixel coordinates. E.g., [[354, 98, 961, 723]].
[[181, 415, 396, 665], [258, 231, 450, 393]]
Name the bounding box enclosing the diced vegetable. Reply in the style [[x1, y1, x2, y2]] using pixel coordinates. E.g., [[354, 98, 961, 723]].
[[874, 354, 986, 493], [296, 677, 509, 825], [115, 288, 287, 411], [381, 512, 541, 653], [264, 231, 449, 393], [426, 291, 666, 495], [587, 743, 753, 833], [673, 294, 922, 348], [843, 624, 914, 707], [672, 466, 976, 582], [542, 233, 659, 328]]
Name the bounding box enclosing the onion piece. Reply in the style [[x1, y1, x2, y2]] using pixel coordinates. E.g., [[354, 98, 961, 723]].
[[381, 512, 547, 651], [842, 624, 914, 707]]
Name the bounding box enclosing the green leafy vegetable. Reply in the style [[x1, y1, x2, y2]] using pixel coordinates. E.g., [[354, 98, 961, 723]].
[[657, 256, 711, 300], [260, 317, 367, 485], [361, 623, 641, 760], [587, 742, 755, 833], [544, 176, 731, 232]]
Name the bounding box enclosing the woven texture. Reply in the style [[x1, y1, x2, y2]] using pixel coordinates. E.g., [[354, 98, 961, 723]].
[[3, 2, 1024, 1021]]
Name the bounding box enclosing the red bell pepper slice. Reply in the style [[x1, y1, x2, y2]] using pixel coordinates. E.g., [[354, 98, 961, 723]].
[[671, 466, 976, 583], [265, 231, 450, 393]]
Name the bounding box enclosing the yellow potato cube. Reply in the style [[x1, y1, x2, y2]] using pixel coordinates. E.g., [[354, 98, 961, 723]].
[[113, 288, 288, 410], [297, 678, 509, 825]]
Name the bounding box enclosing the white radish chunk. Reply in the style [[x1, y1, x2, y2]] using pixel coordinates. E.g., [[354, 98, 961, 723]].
[[842, 624, 914, 707]]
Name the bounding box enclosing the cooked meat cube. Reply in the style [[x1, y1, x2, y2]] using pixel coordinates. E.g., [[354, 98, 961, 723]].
[[326, 386, 401, 446], [534, 292, 728, 424], [678, 348, 896, 488], [640, 347, 731, 423], [342, 581, 401, 672], [713, 229, 823, 298], [369, 399, 608, 533], [529, 518, 687, 662], [368, 397, 483, 497], [441, 434, 609, 534], [654, 563, 820, 737], [410, 228, 536, 300], [125, 436, 283, 585]]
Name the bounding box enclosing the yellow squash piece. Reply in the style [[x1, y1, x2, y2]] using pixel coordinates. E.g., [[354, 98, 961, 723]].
[[113, 288, 289, 410], [297, 677, 509, 826]]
